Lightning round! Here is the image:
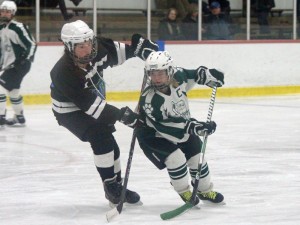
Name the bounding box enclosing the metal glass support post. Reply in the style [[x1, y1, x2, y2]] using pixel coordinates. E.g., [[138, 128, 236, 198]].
[[247, 0, 250, 40], [93, 0, 97, 35], [147, 0, 151, 39], [198, 1, 203, 41], [293, 0, 297, 40], [36, 0, 40, 42]]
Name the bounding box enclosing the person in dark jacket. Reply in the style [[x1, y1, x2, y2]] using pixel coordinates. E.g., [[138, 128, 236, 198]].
[[50, 20, 158, 206], [158, 7, 185, 40], [208, 0, 231, 15], [203, 1, 234, 40], [251, 0, 275, 34], [182, 4, 199, 40], [16, 0, 82, 20]]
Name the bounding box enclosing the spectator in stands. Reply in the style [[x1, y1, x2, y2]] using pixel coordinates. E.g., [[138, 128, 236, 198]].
[[173, 0, 193, 19], [182, 4, 200, 40], [41, 0, 82, 21], [208, 0, 231, 15], [203, 1, 234, 40], [155, 0, 211, 19], [158, 7, 185, 40], [15, 0, 82, 20], [155, 0, 195, 19], [0, 1, 37, 127], [251, 0, 275, 34]]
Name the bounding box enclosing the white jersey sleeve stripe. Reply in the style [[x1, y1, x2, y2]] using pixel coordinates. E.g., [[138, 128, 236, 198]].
[[146, 117, 189, 143], [51, 98, 80, 113], [17, 23, 36, 59], [160, 121, 186, 129], [114, 41, 126, 66], [92, 101, 107, 119], [52, 98, 77, 107], [85, 96, 107, 119], [94, 55, 107, 68], [52, 104, 80, 113], [85, 96, 102, 115]]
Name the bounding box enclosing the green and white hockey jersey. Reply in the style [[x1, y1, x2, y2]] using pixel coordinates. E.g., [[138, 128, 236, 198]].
[[0, 20, 36, 68], [139, 66, 207, 144]]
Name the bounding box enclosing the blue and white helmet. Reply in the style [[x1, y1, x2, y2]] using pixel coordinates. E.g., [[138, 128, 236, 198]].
[[61, 20, 97, 64]]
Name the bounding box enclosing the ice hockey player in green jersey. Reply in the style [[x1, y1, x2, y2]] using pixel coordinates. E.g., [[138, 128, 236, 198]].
[[137, 51, 225, 205], [0, 1, 36, 128]]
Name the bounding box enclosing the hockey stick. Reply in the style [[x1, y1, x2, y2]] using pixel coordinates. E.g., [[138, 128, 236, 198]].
[[160, 86, 218, 220], [106, 70, 148, 222]]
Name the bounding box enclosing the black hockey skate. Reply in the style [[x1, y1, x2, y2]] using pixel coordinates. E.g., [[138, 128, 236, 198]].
[[103, 177, 141, 207], [6, 113, 26, 127], [197, 190, 225, 204]]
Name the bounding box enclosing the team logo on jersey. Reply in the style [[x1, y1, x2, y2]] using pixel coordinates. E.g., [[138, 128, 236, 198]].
[[84, 70, 106, 99], [172, 100, 190, 119], [143, 103, 155, 120]]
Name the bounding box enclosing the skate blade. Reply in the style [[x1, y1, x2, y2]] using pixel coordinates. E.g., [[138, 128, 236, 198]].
[[201, 200, 226, 206], [109, 200, 143, 208], [6, 124, 26, 127]]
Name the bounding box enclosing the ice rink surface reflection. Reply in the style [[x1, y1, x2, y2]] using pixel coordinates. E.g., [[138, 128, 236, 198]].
[[0, 95, 299, 225]]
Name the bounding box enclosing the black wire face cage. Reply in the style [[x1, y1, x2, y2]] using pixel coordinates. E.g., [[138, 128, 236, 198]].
[[147, 67, 174, 91], [151, 80, 170, 91], [68, 36, 98, 65]]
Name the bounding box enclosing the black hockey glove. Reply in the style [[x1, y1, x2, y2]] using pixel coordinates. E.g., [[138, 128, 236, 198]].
[[119, 106, 143, 128], [197, 67, 224, 88], [131, 34, 159, 60], [186, 120, 216, 136]]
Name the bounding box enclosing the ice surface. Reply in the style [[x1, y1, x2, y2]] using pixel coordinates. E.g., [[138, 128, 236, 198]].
[[0, 95, 299, 225]]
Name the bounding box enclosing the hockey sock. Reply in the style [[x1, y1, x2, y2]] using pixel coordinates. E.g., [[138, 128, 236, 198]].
[[165, 149, 190, 193], [187, 154, 212, 192], [9, 89, 23, 115]]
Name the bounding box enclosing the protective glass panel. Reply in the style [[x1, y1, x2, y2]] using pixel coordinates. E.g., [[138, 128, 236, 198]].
[[250, 0, 293, 40], [96, 0, 148, 41]]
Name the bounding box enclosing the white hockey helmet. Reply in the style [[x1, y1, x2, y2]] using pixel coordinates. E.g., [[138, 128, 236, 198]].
[[0, 1, 17, 15], [61, 20, 97, 64], [145, 51, 174, 90]]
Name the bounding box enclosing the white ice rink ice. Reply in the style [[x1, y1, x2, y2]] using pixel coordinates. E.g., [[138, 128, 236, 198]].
[[0, 95, 299, 225]]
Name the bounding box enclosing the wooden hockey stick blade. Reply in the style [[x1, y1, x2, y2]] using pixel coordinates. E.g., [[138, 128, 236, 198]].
[[160, 201, 194, 220], [106, 206, 120, 222]]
